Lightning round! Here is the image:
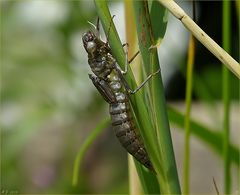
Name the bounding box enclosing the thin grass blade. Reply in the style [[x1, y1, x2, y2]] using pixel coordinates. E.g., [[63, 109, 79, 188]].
[[72, 117, 110, 186], [167, 106, 239, 166]]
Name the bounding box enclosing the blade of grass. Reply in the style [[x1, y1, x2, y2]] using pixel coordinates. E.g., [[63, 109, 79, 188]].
[[124, 0, 142, 84], [183, 17, 196, 194], [222, 0, 231, 193], [134, 159, 160, 194], [94, 0, 127, 75], [235, 0, 240, 21], [193, 73, 217, 103], [124, 1, 156, 193], [128, 155, 143, 195], [167, 106, 239, 166], [148, 0, 168, 46], [129, 99, 162, 193], [124, 1, 160, 193], [124, 0, 137, 59], [124, 2, 139, 194], [72, 117, 110, 186], [133, 1, 181, 194]]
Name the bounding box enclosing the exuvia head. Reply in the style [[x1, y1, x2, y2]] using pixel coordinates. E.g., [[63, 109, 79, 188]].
[[82, 30, 97, 54]]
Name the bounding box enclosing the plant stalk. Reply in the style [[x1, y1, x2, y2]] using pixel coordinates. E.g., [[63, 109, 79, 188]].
[[183, 34, 195, 194], [133, 1, 181, 194], [222, 0, 231, 193]]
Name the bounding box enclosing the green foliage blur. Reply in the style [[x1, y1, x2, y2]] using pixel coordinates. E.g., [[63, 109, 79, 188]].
[[1, 1, 128, 194]]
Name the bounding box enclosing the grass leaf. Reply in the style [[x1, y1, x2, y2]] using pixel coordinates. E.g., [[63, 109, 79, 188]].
[[72, 117, 110, 186], [167, 106, 239, 166], [149, 0, 168, 46], [133, 1, 181, 193]]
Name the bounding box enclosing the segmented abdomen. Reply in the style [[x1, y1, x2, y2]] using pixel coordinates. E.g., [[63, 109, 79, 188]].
[[109, 100, 154, 170]]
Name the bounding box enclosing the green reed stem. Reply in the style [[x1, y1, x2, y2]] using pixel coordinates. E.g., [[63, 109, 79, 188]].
[[133, 1, 181, 194], [183, 34, 195, 195], [222, 0, 231, 193]]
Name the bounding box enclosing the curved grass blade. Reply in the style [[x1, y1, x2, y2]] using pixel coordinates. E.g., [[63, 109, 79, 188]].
[[72, 117, 110, 186], [167, 106, 239, 166]]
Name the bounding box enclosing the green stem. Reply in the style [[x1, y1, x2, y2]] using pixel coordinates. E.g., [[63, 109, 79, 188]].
[[183, 34, 195, 194], [222, 0, 231, 193], [72, 117, 110, 186], [133, 1, 181, 194]]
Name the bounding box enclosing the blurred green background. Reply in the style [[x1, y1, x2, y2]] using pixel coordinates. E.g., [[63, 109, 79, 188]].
[[1, 1, 130, 193], [1, 0, 239, 194]]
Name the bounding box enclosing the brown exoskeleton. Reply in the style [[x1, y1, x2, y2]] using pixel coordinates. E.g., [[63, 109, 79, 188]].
[[82, 17, 160, 171]]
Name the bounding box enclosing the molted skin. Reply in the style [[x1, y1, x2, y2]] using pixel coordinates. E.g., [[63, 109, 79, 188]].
[[83, 31, 154, 171]]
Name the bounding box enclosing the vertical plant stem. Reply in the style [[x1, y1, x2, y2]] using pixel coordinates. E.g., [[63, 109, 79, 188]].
[[183, 2, 196, 193], [183, 34, 195, 195], [133, 1, 181, 194], [124, 0, 141, 83], [124, 0, 137, 59], [124, 1, 142, 194], [128, 156, 143, 195], [222, 0, 231, 193], [235, 0, 240, 21]]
